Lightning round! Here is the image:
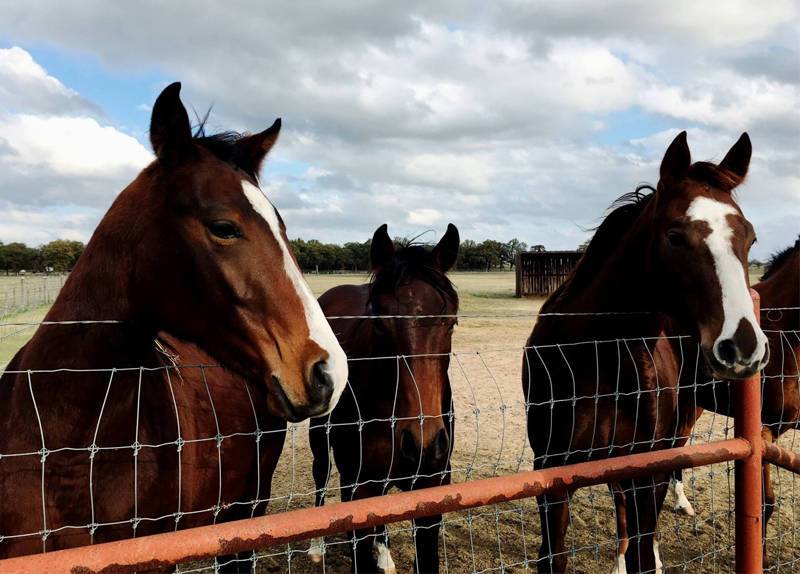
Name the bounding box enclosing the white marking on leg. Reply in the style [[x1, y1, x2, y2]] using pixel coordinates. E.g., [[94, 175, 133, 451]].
[[653, 539, 663, 574], [308, 537, 324, 563], [242, 180, 348, 410], [611, 553, 627, 574], [687, 197, 768, 370], [669, 478, 695, 516], [373, 539, 396, 573]]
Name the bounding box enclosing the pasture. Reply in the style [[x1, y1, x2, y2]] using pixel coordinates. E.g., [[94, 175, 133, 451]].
[[2, 269, 794, 573]]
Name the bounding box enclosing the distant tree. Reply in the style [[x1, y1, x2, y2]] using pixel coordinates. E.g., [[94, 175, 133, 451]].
[[343, 240, 370, 271], [0, 242, 40, 272], [502, 239, 528, 268], [577, 240, 590, 252], [40, 240, 85, 272], [530, 244, 545, 253]]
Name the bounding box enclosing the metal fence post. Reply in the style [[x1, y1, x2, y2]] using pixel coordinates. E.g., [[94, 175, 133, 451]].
[[735, 289, 763, 573]]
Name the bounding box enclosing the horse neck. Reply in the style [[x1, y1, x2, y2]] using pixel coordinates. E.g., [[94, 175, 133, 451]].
[[21, 181, 158, 371], [758, 250, 800, 331], [546, 223, 665, 340]]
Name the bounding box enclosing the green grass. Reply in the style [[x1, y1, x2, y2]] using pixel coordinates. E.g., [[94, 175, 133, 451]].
[[0, 305, 50, 365]]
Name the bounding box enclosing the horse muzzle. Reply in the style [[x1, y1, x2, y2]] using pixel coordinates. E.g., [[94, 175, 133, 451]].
[[269, 360, 340, 422]]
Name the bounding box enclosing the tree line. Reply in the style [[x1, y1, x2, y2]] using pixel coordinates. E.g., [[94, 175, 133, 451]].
[[291, 237, 533, 272], [1, 236, 535, 274], [0, 240, 85, 273]]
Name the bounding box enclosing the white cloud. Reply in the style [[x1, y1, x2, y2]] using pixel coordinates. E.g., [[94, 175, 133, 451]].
[[407, 208, 443, 225], [0, 46, 97, 115], [0, 113, 152, 178], [0, 47, 153, 241]]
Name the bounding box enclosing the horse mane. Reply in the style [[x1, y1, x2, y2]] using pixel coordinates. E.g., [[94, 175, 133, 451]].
[[543, 185, 655, 311], [761, 234, 800, 281], [192, 113, 259, 179], [368, 244, 457, 307], [686, 161, 743, 191]]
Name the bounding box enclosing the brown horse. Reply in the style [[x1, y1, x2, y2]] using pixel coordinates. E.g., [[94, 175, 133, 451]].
[[308, 223, 460, 573], [522, 131, 767, 573], [0, 83, 347, 559]]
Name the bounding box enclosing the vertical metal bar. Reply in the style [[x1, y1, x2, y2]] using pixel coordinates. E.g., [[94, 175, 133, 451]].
[[735, 289, 763, 573]]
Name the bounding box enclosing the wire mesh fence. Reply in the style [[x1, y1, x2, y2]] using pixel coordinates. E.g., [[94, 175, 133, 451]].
[[0, 314, 797, 573], [0, 275, 67, 318]]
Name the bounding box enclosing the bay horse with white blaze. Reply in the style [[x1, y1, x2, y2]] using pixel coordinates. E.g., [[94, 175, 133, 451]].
[[308, 223, 460, 573], [0, 83, 347, 560], [522, 132, 767, 573]]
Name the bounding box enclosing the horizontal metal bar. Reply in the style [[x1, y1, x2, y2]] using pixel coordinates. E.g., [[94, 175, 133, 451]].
[[0, 438, 751, 574], [762, 440, 800, 474]]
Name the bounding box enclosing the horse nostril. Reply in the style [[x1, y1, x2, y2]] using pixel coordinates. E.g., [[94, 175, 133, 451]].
[[430, 427, 450, 467], [400, 429, 419, 465], [310, 360, 334, 404], [715, 339, 739, 365]]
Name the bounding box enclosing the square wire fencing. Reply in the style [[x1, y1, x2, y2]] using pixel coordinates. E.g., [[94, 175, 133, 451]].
[[0, 309, 797, 573]]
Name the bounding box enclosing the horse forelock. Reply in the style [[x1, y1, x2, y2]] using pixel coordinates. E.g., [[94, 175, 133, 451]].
[[368, 245, 458, 312]]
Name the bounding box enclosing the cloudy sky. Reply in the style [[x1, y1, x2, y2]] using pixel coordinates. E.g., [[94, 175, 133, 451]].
[[0, 1, 797, 258]]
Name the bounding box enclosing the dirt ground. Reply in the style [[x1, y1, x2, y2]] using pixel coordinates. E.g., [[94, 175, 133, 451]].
[[2, 272, 797, 573]]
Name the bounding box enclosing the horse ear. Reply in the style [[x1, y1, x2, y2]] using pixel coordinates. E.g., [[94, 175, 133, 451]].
[[432, 223, 460, 272], [370, 224, 394, 271], [719, 132, 751, 181], [150, 82, 192, 158], [235, 118, 282, 177], [659, 130, 691, 184]]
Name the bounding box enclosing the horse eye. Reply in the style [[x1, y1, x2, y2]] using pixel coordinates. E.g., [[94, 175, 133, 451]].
[[666, 230, 687, 248], [207, 220, 242, 240]]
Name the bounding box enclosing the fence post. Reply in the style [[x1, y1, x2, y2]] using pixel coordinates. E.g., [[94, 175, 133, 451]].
[[734, 289, 763, 573]]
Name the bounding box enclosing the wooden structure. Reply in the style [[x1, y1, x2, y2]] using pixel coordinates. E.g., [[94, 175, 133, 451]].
[[515, 250, 582, 297]]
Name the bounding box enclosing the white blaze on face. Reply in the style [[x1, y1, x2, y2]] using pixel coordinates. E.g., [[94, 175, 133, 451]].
[[242, 180, 348, 411], [686, 196, 767, 368]]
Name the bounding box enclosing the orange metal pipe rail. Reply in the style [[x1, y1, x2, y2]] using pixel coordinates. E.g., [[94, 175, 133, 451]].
[[762, 440, 800, 475], [0, 438, 752, 574], [734, 290, 763, 573]]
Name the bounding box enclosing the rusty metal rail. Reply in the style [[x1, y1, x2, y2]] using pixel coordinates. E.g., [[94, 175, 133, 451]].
[[762, 440, 800, 474], [0, 438, 753, 574]]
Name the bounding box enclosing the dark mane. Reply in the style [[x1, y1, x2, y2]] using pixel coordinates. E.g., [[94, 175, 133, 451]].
[[544, 185, 655, 310], [369, 244, 457, 307], [761, 235, 800, 281], [192, 115, 258, 178], [687, 161, 743, 191]]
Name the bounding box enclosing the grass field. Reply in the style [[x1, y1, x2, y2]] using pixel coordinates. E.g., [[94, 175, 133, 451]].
[[1, 270, 794, 573]]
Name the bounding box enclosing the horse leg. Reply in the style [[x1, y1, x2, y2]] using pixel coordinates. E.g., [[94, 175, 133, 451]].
[[346, 483, 384, 573], [623, 476, 668, 574], [413, 514, 442, 573], [610, 482, 629, 574], [762, 429, 777, 565], [536, 489, 572, 573], [668, 469, 695, 516], [308, 416, 331, 563], [373, 524, 397, 574]]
